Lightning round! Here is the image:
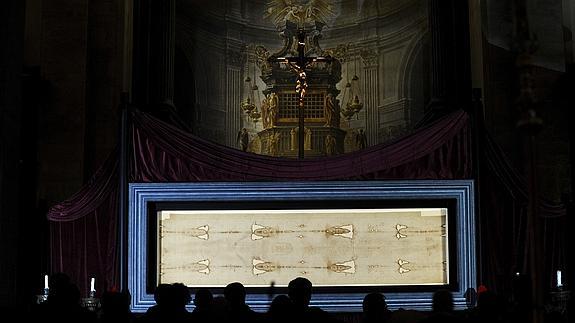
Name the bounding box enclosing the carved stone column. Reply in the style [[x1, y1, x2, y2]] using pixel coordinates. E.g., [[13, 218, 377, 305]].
[[428, 0, 451, 110], [225, 48, 245, 147], [418, 0, 470, 125], [360, 50, 379, 146], [149, 0, 176, 106]]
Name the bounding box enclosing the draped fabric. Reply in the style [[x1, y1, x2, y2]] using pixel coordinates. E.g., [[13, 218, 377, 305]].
[[48, 152, 120, 294], [479, 131, 567, 294], [46, 108, 565, 299], [129, 109, 472, 182]]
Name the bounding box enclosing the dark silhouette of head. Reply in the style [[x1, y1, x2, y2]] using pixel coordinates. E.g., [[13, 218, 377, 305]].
[[363, 292, 388, 320], [432, 289, 453, 313], [170, 283, 191, 308], [45, 273, 82, 307], [288, 277, 312, 309], [224, 282, 247, 308], [153, 283, 172, 306], [268, 294, 293, 321], [211, 295, 229, 314], [100, 290, 132, 318], [193, 288, 213, 311], [51, 280, 81, 307]]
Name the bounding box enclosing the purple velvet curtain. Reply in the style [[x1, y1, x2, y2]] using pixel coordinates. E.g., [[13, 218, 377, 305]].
[[479, 132, 567, 294], [46, 108, 565, 299], [129, 109, 472, 181], [48, 152, 120, 294]]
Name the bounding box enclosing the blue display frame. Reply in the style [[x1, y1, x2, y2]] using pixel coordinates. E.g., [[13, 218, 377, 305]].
[[128, 180, 476, 313]]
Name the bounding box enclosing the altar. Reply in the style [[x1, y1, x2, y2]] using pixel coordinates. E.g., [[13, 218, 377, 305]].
[[255, 22, 346, 158]]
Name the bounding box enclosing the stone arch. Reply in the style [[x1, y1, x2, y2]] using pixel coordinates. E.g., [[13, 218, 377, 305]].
[[176, 30, 208, 110], [397, 29, 430, 126]]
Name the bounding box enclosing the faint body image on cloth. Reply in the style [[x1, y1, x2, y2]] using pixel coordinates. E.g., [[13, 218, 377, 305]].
[[158, 208, 448, 287]]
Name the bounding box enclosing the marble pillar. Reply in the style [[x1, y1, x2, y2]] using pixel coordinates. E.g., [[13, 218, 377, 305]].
[[361, 51, 380, 146], [225, 49, 244, 147]]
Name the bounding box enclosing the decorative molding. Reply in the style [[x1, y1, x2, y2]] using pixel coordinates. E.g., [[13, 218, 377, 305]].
[[226, 49, 246, 67], [380, 98, 410, 114], [325, 43, 352, 62], [360, 48, 379, 67]]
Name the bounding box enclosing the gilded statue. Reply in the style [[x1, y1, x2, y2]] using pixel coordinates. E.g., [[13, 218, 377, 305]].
[[261, 96, 270, 129], [324, 93, 336, 127], [268, 92, 279, 127]]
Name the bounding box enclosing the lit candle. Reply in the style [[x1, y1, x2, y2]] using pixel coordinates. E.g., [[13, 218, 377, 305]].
[[44, 275, 49, 289], [90, 277, 95, 292], [557, 270, 563, 288]]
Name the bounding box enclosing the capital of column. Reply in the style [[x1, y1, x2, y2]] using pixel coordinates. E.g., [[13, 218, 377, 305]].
[[226, 48, 247, 67], [360, 48, 379, 68]]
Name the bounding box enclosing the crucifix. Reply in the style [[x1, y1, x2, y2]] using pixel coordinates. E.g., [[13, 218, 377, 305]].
[[277, 29, 331, 159]]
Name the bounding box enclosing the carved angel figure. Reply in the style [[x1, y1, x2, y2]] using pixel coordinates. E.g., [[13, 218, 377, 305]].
[[254, 45, 272, 73], [265, 0, 334, 28]]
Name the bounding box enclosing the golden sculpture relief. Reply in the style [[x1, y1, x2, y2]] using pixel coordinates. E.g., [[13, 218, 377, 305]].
[[268, 131, 281, 156], [264, 0, 335, 28]]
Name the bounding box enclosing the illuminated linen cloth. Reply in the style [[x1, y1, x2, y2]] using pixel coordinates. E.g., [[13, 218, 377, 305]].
[[158, 208, 448, 287]]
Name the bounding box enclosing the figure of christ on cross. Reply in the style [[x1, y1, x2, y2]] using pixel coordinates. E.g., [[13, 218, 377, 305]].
[[276, 29, 331, 159]]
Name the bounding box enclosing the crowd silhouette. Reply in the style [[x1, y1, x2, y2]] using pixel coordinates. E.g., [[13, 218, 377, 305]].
[[27, 273, 571, 323]]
